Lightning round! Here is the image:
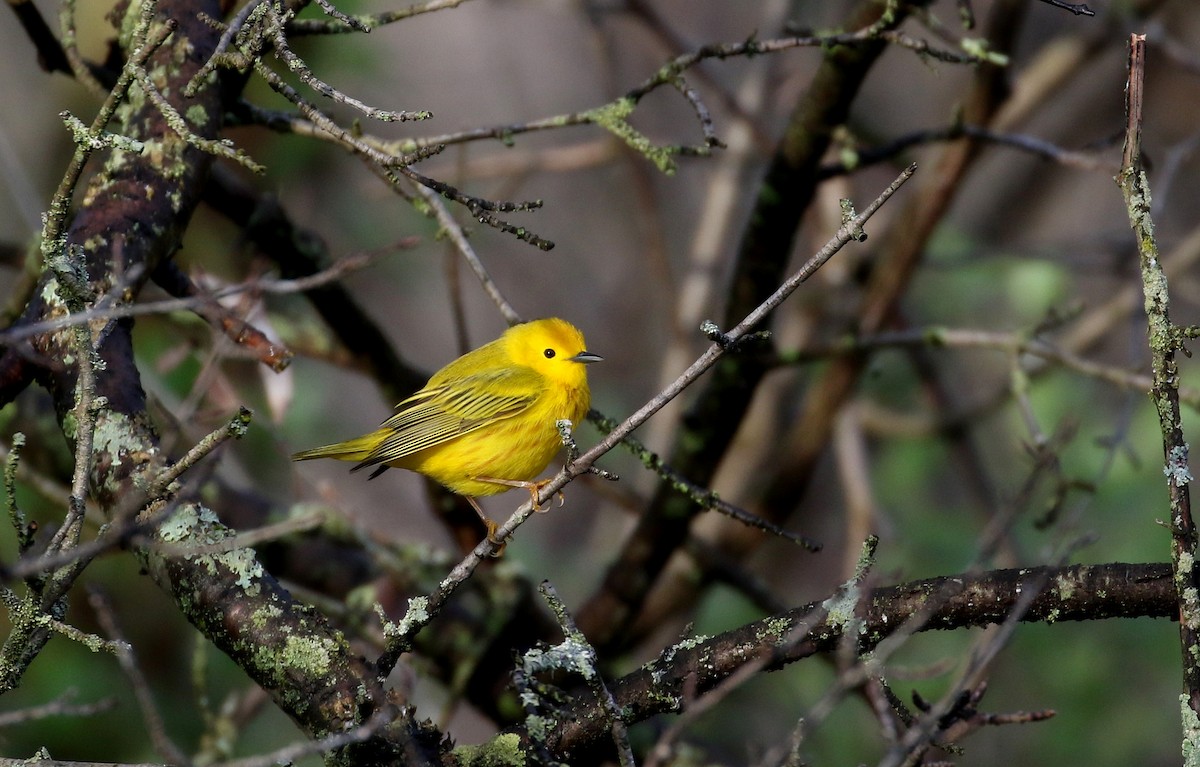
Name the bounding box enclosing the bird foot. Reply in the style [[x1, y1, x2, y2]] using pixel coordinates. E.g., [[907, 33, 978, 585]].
[[482, 519, 506, 557], [466, 496, 506, 557], [475, 476, 564, 513]]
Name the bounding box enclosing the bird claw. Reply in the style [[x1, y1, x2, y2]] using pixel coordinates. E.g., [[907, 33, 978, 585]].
[[483, 519, 506, 557], [467, 497, 506, 557], [526, 479, 564, 513], [475, 475, 566, 512]]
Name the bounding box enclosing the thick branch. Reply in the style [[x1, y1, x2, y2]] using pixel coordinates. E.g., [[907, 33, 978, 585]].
[[550, 562, 1174, 755], [3, 0, 440, 760]]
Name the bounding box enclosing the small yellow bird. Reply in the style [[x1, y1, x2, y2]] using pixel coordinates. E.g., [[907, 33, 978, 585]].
[[293, 317, 601, 541]]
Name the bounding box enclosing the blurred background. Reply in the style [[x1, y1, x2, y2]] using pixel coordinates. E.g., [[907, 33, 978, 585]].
[[2, 0, 1200, 764]]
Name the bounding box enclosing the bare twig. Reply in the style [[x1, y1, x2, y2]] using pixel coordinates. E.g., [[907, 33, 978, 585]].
[[561, 165, 916, 492], [409, 183, 523, 325], [774, 326, 1200, 408], [286, 0, 478, 34], [817, 123, 1116, 179], [89, 588, 191, 766], [0, 690, 115, 728], [264, 7, 430, 124], [353, 23, 935, 157], [1037, 0, 1094, 15], [0, 248, 393, 347], [589, 409, 822, 550]]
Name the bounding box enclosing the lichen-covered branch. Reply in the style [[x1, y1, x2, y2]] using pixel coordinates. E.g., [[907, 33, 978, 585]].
[[550, 562, 1174, 755], [0, 0, 442, 760], [1116, 32, 1200, 761]]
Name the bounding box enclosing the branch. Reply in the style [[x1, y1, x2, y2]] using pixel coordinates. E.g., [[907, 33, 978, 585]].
[[775, 326, 1200, 408], [549, 562, 1174, 754], [1037, 0, 1095, 15], [201, 167, 429, 404], [1116, 32, 1200, 755], [149, 260, 292, 372]]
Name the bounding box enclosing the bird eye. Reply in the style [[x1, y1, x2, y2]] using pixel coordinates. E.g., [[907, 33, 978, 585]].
[[543, 348, 556, 359]]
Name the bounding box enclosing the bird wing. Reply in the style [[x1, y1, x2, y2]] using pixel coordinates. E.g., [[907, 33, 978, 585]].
[[354, 366, 544, 469]]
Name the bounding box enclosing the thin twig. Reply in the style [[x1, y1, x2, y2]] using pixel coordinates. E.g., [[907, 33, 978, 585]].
[[89, 588, 191, 766], [589, 409, 821, 549], [817, 123, 1116, 179], [562, 164, 916, 487], [150, 261, 292, 372], [0, 690, 115, 728], [217, 709, 396, 767], [40, 4, 171, 257], [1037, 0, 1094, 15], [286, 0, 478, 34], [775, 326, 1200, 408], [0, 248, 392, 347], [265, 8, 430, 123], [286, 23, 918, 157], [409, 183, 523, 325]]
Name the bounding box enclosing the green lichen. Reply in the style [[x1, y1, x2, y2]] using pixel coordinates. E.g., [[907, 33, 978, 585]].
[[1053, 572, 1077, 602], [822, 583, 863, 632], [838, 145, 860, 171], [279, 634, 335, 676], [250, 603, 284, 629], [185, 104, 209, 129], [524, 712, 553, 744], [1181, 694, 1200, 766], [660, 632, 713, 666], [387, 595, 430, 641], [90, 412, 139, 474], [584, 97, 677, 175], [40, 278, 64, 306], [157, 506, 266, 594], [224, 546, 264, 595], [757, 616, 792, 643], [157, 508, 196, 543], [522, 639, 597, 680], [959, 36, 1009, 66], [452, 733, 526, 767]]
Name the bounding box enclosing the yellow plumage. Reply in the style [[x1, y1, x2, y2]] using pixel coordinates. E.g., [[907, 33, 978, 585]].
[[293, 318, 600, 537]]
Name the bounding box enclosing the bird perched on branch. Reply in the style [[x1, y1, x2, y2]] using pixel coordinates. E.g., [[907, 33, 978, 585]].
[[293, 317, 601, 543]]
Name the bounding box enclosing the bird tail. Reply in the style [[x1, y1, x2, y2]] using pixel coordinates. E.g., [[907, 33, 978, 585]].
[[291, 431, 384, 463]]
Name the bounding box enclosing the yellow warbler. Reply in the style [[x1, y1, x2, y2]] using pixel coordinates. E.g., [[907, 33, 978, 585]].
[[293, 317, 601, 540]]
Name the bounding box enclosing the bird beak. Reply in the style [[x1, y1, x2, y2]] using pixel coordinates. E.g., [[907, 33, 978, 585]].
[[570, 351, 603, 364]]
